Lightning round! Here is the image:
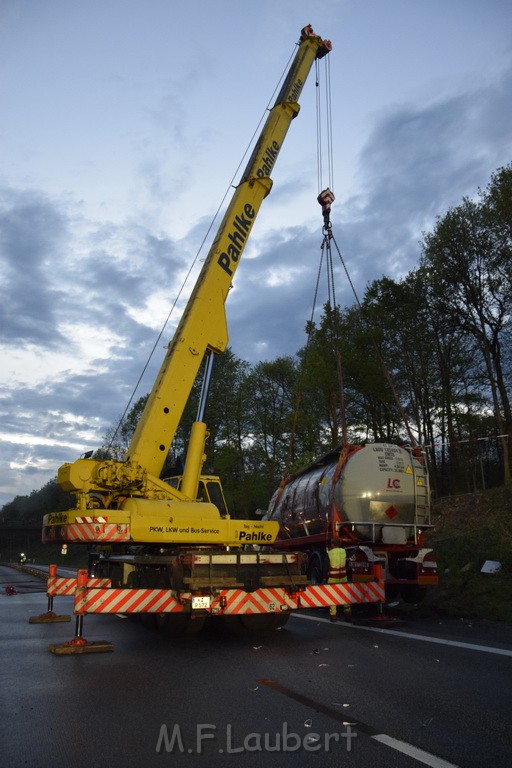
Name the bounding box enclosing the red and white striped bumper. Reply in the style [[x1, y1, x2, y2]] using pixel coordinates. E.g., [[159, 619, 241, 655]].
[[72, 580, 385, 616]]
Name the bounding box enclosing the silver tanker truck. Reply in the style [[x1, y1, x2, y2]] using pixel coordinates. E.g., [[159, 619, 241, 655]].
[[266, 443, 438, 603]]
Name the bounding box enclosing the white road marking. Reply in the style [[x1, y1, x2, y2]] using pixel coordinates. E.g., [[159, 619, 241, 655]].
[[295, 613, 512, 657], [261, 676, 463, 768], [373, 734, 461, 768]]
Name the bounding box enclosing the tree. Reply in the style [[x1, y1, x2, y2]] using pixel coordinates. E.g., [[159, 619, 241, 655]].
[[203, 350, 254, 514], [361, 272, 486, 493], [244, 357, 298, 498], [0, 479, 73, 525], [301, 297, 411, 446], [422, 171, 512, 485], [298, 304, 349, 449], [203, 349, 251, 472]]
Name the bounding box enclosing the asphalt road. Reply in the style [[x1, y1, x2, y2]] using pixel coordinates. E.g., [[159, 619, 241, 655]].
[[1, 564, 511, 768]]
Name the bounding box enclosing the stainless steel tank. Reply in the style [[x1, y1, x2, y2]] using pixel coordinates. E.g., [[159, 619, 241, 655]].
[[267, 443, 430, 542]]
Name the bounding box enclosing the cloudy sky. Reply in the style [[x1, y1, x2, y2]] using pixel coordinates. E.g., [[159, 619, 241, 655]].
[[1, 0, 511, 508]]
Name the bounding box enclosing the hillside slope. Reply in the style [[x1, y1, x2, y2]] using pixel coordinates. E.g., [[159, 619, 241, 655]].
[[423, 486, 512, 621]]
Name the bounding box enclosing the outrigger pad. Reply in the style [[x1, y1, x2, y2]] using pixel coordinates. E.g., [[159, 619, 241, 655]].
[[49, 639, 114, 655], [29, 612, 71, 623]]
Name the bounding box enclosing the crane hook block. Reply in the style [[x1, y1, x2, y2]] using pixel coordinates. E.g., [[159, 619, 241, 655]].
[[317, 188, 335, 221]]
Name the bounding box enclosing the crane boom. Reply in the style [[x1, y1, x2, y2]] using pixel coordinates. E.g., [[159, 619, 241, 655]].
[[45, 25, 331, 547], [127, 26, 331, 478]]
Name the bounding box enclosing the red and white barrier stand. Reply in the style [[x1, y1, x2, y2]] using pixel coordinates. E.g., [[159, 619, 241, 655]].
[[29, 564, 71, 623], [361, 564, 398, 626], [49, 570, 113, 655]]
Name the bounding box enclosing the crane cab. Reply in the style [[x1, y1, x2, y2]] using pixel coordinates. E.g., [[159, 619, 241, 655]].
[[165, 474, 229, 519]]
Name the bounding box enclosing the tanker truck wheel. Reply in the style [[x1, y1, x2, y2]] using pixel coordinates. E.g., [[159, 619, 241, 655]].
[[307, 555, 324, 585], [400, 585, 427, 604]]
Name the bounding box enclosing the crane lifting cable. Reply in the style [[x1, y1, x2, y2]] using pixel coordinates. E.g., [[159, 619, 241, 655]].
[[107, 38, 309, 456], [293, 47, 417, 452], [325, 214, 418, 448], [287, 186, 418, 473]]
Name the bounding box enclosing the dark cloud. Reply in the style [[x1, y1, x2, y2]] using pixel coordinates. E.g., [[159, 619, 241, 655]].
[[0, 188, 68, 346], [341, 59, 512, 280], [66, 223, 182, 327], [226, 226, 342, 362]]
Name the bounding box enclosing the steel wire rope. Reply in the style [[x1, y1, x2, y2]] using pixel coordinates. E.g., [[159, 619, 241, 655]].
[[286, 56, 334, 471], [106, 44, 299, 455], [315, 59, 324, 194], [315, 54, 335, 195], [328, 232, 418, 446], [292, 49, 415, 453], [325, 53, 335, 192], [286, 241, 327, 469]]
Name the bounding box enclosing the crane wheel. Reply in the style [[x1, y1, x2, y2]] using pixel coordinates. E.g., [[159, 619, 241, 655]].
[[237, 613, 290, 632], [156, 613, 206, 636], [156, 613, 188, 636]]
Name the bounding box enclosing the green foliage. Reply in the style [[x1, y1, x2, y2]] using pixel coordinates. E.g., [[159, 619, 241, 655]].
[[0, 479, 73, 525], [421, 163, 512, 486], [425, 487, 512, 621]]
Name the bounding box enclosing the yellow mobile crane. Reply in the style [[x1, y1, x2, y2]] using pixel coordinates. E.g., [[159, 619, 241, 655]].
[[42, 27, 385, 631]]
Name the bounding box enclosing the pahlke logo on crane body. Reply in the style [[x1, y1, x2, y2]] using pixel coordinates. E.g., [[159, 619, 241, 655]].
[[217, 203, 256, 277], [287, 77, 304, 104], [256, 140, 280, 178], [237, 530, 273, 543]]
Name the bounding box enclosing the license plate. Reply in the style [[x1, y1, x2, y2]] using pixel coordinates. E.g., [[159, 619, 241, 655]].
[[192, 595, 211, 610]]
